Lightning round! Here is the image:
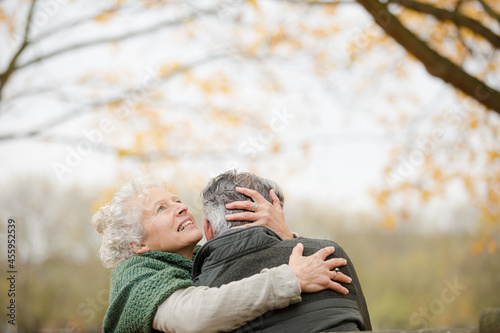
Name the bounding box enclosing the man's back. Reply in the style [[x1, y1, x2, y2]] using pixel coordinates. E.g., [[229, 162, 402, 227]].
[[192, 226, 371, 333]]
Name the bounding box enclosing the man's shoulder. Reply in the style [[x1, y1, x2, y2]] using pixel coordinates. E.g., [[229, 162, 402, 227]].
[[279, 236, 342, 250], [273, 236, 349, 258]]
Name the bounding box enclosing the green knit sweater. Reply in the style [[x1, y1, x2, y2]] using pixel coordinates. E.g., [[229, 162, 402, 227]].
[[103, 246, 200, 333]]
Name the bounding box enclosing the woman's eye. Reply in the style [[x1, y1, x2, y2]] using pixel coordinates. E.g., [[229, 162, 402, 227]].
[[158, 205, 166, 212]]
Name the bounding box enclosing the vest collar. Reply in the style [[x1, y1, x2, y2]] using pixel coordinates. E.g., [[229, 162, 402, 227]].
[[192, 226, 282, 278]]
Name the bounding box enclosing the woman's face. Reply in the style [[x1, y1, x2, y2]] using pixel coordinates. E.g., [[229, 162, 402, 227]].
[[133, 187, 203, 259]]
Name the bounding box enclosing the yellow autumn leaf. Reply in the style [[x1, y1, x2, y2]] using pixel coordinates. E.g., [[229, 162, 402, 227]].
[[432, 168, 444, 182], [269, 27, 286, 50], [421, 190, 431, 202], [272, 142, 281, 153], [487, 150, 500, 162], [374, 190, 389, 207], [247, 0, 258, 8], [247, 42, 260, 56], [0, 7, 6, 21], [117, 148, 140, 157], [95, 10, 116, 23], [469, 119, 478, 129], [194, 74, 232, 95], [463, 176, 474, 193], [481, 206, 498, 224], [488, 187, 499, 205], [159, 62, 182, 78], [107, 99, 123, 113], [209, 109, 241, 126], [322, 3, 338, 15], [0, 6, 17, 36]]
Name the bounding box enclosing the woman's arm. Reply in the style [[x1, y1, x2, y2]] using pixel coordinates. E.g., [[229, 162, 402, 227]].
[[153, 264, 300, 333], [153, 244, 351, 333]]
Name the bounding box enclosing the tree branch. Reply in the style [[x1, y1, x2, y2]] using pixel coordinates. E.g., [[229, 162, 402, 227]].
[[0, 107, 87, 141], [30, 3, 146, 45], [0, 0, 38, 100], [476, 0, 500, 26], [14, 7, 218, 72], [387, 0, 500, 49], [355, 0, 500, 114], [0, 55, 223, 141]]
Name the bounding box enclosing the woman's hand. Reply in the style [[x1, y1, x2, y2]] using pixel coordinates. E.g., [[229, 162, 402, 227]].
[[288, 243, 352, 294], [225, 187, 294, 240]]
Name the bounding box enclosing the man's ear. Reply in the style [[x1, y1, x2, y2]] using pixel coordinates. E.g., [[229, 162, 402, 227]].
[[204, 218, 215, 241], [129, 242, 149, 254]]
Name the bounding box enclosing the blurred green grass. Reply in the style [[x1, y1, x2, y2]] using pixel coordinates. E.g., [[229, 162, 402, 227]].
[[332, 231, 500, 330]]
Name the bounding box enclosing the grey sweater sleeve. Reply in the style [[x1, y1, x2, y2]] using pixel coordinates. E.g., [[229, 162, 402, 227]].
[[153, 264, 301, 333]]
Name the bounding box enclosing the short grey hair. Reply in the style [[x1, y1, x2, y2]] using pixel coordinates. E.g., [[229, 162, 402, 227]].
[[91, 173, 167, 268], [201, 170, 284, 237]]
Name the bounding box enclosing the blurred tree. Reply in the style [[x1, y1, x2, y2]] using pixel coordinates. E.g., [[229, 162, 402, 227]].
[[330, 0, 500, 245], [1, 0, 496, 143], [0, 175, 110, 331], [353, 0, 500, 113]]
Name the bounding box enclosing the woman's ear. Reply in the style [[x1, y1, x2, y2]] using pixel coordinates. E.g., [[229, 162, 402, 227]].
[[129, 242, 149, 254]]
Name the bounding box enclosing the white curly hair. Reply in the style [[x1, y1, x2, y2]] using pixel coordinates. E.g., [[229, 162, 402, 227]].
[[91, 173, 167, 268]]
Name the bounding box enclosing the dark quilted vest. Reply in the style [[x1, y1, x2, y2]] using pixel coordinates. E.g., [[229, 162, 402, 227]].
[[192, 227, 371, 333]]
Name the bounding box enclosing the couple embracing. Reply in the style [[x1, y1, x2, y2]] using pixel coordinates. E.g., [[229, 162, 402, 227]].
[[92, 170, 371, 333]]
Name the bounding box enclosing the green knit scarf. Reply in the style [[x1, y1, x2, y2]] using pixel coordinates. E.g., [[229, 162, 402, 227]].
[[103, 246, 200, 333]]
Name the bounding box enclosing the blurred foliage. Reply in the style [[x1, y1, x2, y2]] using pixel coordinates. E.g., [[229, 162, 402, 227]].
[[287, 198, 500, 329], [337, 230, 500, 330]]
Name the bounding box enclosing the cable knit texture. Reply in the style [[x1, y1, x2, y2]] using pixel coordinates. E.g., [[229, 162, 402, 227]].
[[103, 246, 200, 333]]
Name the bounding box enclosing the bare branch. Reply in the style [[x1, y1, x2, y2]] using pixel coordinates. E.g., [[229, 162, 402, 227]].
[[2, 85, 64, 105], [14, 7, 218, 72], [30, 3, 145, 45], [0, 0, 38, 100], [0, 55, 223, 141], [387, 0, 500, 49], [355, 0, 500, 114], [456, 30, 475, 60], [452, 0, 473, 61], [0, 107, 87, 141], [476, 0, 500, 26], [31, 9, 117, 45]]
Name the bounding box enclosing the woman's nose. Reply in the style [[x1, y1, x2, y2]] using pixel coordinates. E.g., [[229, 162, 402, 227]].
[[175, 203, 189, 216]]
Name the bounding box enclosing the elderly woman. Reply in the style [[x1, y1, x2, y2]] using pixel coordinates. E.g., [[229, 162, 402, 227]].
[[92, 174, 350, 333]]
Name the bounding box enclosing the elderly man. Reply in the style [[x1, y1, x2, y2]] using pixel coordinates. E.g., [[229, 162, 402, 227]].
[[192, 170, 372, 332]]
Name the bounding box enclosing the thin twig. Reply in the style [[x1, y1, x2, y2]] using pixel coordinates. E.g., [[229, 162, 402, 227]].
[[30, 3, 146, 45], [476, 0, 500, 26], [387, 0, 500, 49], [14, 7, 218, 72]]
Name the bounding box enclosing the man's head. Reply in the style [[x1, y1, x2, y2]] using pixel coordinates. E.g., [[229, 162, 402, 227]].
[[201, 170, 284, 239]]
